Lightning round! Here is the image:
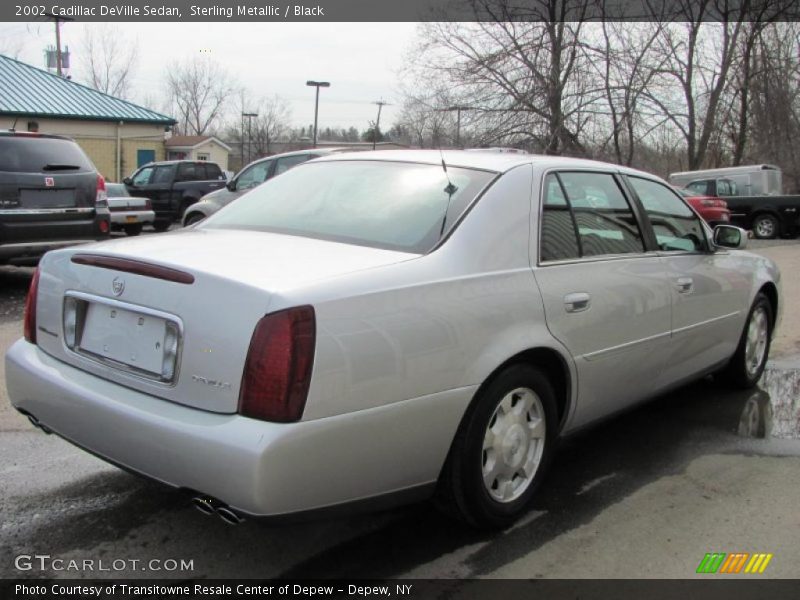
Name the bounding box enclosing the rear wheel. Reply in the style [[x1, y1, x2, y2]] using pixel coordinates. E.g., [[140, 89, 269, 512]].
[[123, 223, 143, 236], [752, 214, 779, 239], [436, 364, 557, 529], [720, 293, 773, 388]]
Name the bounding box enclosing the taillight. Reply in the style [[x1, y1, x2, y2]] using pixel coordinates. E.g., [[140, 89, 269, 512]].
[[701, 199, 715, 207], [23, 267, 40, 344], [239, 306, 316, 422], [96, 174, 108, 208]]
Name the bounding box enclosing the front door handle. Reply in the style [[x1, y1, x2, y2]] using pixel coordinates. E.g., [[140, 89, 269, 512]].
[[676, 277, 694, 294], [564, 292, 591, 313]]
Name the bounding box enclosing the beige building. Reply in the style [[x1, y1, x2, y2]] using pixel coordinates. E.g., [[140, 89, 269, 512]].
[[0, 54, 175, 182], [165, 136, 231, 166]]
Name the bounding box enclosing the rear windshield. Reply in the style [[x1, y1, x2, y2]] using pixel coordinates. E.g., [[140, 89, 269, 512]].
[[106, 183, 127, 197], [203, 160, 496, 253], [0, 136, 95, 173]]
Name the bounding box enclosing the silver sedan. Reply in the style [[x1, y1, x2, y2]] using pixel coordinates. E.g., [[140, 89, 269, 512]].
[[5, 151, 780, 528]]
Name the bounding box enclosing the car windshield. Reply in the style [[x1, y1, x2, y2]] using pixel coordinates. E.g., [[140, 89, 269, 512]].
[[106, 183, 127, 198], [203, 160, 496, 253]]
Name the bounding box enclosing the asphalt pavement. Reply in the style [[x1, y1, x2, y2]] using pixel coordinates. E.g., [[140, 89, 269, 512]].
[[1, 237, 799, 579]]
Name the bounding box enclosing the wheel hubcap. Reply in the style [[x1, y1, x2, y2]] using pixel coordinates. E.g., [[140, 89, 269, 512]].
[[756, 219, 774, 237], [482, 387, 546, 503], [745, 306, 769, 378]]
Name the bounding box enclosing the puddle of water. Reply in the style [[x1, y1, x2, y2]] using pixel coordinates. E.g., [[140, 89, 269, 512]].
[[738, 360, 800, 440]]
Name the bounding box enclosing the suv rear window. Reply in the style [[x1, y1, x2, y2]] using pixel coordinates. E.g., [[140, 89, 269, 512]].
[[0, 136, 94, 173], [204, 160, 496, 253]]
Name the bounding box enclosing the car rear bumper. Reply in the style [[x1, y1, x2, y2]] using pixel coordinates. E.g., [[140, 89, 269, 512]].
[[110, 210, 156, 225], [5, 340, 468, 517]]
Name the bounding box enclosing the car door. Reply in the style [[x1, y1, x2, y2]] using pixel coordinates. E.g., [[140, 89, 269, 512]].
[[624, 175, 751, 386], [533, 170, 673, 429]]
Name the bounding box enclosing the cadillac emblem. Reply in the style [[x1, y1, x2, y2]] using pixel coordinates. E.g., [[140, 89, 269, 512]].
[[112, 277, 125, 296]]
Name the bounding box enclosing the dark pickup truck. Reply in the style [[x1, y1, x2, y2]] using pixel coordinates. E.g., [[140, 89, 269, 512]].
[[681, 177, 800, 239], [123, 160, 226, 231]]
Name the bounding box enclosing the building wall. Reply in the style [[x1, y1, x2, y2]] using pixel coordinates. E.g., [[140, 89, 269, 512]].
[[166, 140, 230, 169], [0, 117, 168, 182]]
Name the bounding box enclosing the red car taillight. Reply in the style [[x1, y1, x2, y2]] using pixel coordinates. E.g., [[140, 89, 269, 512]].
[[23, 267, 40, 344], [239, 306, 316, 422], [96, 174, 108, 208]]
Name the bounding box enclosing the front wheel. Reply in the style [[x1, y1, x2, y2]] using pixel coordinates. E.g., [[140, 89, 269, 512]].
[[436, 364, 558, 529], [720, 293, 773, 388], [752, 214, 779, 240], [184, 212, 205, 226]]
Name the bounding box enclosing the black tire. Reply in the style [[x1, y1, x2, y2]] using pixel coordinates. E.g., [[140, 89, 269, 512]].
[[751, 214, 779, 240], [152, 220, 171, 232], [184, 212, 205, 226], [436, 364, 558, 529], [720, 293, 773, 389], [123, 223, 143, 236]]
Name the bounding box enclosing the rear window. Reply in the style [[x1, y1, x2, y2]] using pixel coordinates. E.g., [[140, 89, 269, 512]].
[[0, 136, 95, 173], [106, 183, 127, 197], [203, 160, 496, 253]]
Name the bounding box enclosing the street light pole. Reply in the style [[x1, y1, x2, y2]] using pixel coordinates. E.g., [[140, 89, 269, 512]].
[[306, 80, 330, 148]]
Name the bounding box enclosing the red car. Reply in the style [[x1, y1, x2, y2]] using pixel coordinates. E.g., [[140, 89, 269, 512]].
[[676, 187, 731, 227]]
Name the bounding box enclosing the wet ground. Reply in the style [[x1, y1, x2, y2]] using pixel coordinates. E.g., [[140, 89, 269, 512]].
[[1, 238, 799, 579]]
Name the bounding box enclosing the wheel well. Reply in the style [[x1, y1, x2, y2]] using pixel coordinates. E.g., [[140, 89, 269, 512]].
[[480, 347, 571, 432], [760, 282, 779, 325], [752, 210, 780, 222]]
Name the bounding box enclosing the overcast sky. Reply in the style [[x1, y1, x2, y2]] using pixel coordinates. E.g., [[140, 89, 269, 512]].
[[0, 21, 419, 132]]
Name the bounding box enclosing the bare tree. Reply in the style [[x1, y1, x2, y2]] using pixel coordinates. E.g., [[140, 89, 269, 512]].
[[81, 24, 138, 99], [249, 95, 292, 156], [407, 0, 598, 154], [166, 57, 238, 136]]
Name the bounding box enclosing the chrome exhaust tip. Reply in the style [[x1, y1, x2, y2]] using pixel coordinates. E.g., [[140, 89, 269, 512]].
[[191, 496, 217, 516], [216, 506, 243, 525]]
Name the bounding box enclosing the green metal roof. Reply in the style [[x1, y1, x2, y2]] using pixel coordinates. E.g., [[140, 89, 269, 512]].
[[0, 54, 176, 125]]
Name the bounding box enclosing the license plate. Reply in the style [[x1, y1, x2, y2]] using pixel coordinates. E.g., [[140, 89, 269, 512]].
[[125, 215, 138, 223], [79, 303, 168, 376], [20, 189, 76, 208]]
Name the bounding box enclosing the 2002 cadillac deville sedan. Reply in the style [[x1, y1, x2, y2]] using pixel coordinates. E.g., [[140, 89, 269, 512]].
[[5, 151, 780, 527]]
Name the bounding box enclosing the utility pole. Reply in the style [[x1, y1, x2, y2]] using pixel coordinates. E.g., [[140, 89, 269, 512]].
[[372, 100, 391, 150], [242, 112, 258, 164], [443, 106, 472, 148], [306, 80, 330, 148], [43, 12, 73, 76]]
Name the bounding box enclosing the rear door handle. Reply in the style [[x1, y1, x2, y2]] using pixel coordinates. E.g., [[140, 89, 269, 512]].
[[564, 292, 591, 313], [676, 277, 694, 294]]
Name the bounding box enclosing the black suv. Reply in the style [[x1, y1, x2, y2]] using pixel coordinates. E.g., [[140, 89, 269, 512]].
[[0, 131, 110, 265], [123, 160, 226, 230]]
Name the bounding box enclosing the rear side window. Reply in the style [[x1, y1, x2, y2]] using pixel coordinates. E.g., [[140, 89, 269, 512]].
[[628, 176, 708, 252], [540, 171, 645, 261], [205, 163, 223, 180], [0, 136, 94, 173], [176, 163, 203, 182], [541, 174, 580, 261], [151, 165, 174, 184], [274, 154, 312, 176]]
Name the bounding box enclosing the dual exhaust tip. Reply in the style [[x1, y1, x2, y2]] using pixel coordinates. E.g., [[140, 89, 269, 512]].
[[25, 411, 243, 526], [191, 496, 243, 525]]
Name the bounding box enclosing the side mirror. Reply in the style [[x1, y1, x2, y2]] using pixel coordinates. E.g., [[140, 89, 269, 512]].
[[226, 179, 236, 191], [122, 177, 133, 186], [713, 225, 748, 250]]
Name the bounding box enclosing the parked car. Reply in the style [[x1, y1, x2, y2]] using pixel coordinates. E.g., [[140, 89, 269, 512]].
[[0, 131, 110, 265], [669, 170, 800, 239], [675, 187, 731, 227], [669, 164, 783, 197], [182, 148, 350, 226], [123, 160, 226, 231], [6, 152, 780, 529], [106, 183, 155, 237]]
